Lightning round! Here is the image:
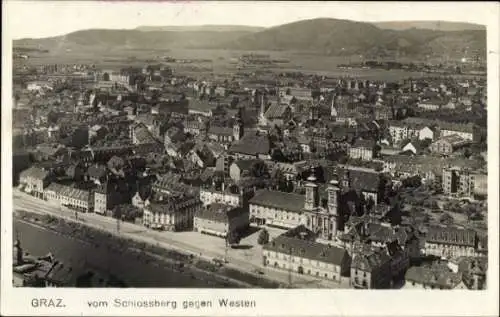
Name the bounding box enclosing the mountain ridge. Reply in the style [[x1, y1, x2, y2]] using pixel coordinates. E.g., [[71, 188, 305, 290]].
[[135, 25, 265, 32], [373, 21, 486, 31], [13, 18, 486, 58]]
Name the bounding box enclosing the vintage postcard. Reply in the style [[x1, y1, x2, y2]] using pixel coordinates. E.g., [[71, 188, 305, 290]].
[[1, 1, 499, 316]]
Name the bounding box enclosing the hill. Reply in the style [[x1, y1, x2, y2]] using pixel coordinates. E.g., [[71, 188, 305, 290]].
[[373, 21, 486, 31], [13, 29, 255, 51], [135, 25, 265, 32], [13, 18, 486, 59], [219, 18, 486, 58]]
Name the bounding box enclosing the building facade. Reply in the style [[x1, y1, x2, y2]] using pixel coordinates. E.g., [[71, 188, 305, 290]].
[[193, 204, 249, 237], [142, 195, 201, 231], [262, 231, 351, 283], [424, 227, 482, 259]]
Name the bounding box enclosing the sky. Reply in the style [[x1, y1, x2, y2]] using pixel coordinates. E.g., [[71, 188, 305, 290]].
[[3, 1, 497, 39]]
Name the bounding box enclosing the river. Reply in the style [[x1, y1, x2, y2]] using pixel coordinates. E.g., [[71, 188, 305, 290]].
[[13, 220, 238, 288]]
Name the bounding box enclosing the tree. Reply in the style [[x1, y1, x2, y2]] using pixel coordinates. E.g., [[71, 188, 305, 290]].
[[226, 231, 241, 247], [113, 204, 142, 222], [365, 196, 376, 213], [439, 213, 454, 225], [464, 148, 472, 159], [251, 161, 267, 178], [257, 229, 270, 245], [402, 175, 422, 188]]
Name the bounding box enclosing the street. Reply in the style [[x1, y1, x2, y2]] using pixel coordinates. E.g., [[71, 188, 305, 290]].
[[13, 190, 347, 288]]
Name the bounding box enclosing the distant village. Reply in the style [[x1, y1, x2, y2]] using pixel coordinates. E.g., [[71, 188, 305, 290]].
[[12, 59, 488, 289]]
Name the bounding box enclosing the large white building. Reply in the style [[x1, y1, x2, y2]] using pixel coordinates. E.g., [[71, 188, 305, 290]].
[[262, 226, 351, 282], [249, 175, 342, 241]]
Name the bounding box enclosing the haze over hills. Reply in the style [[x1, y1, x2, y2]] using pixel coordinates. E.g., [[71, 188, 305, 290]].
[[373, 21, 486, 31], [14, 18, 486, 58], [135, 25, 265, 32]]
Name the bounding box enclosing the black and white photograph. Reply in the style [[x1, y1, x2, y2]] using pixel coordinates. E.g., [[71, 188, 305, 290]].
[[1, 1, 498, 316]]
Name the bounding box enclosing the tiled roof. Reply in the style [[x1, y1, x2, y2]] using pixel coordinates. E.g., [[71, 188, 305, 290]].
[[133, 123, 157, 144], [383, 155, 483, 176], [352, 138, 376, 148], [434, 134, 469, 147], [405, 266, 464, 289], [264, 103, 290, 119], [195, 203, 244, 223], [44, 183, 65, 193], [208, 125, 233, 136], [153, 173, 182, 190], [20, 166, 49, 180], [165, 126, 186, 142], [351, 249, 391, 272], [87, 165, 107, 179], [249, 190, 305, 213], [147, 195, 199, 214], [229, 134, 270, 156], [233, 159, 262, 172], [204, 142, 225, 157], [426, 226, 476, 248], [338, 166, 380, 193], [439, 122, 475, 133], [264, 235, 348, 266], [58, 185, 91, 202]]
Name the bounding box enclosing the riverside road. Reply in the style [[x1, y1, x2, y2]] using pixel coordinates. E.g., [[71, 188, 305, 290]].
[[13, 190, 348, 288]]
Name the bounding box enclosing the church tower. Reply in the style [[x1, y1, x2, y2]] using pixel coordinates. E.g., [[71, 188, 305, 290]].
[[304, 169, 319, 211], [327, 177, 341, 237], [258, 93, 267, 126], [331, 94, 338, 118], [233, 110, 244, 141]]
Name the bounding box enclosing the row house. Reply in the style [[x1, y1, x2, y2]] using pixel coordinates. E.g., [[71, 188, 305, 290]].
[[348, 139, 378, 161], [439, 122, 478, 142], [424, 226, 485, 259], [341, 219, 421, 261], [183, 119, 207, 136], [388, 121, 435, 145], [350, 248, 392, 289], [249, 190, 308, 228], [442, 167, 486, 198], [337, 165, 383, 204], [44, 183, 94, 213], [207, 126, 234, 144], [262, 230, 351, 283], [199, 184, 249, 208], [404, 266, 468, 290], [193, 203, 249, 238], [142, 194, 202, 231], [19, 166, 51, 199], [430, 135, 470, 155], [229, 134, 272, 161]]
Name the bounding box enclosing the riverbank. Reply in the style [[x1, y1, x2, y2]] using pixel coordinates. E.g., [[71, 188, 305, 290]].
[[14, 210, 283, 288]]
